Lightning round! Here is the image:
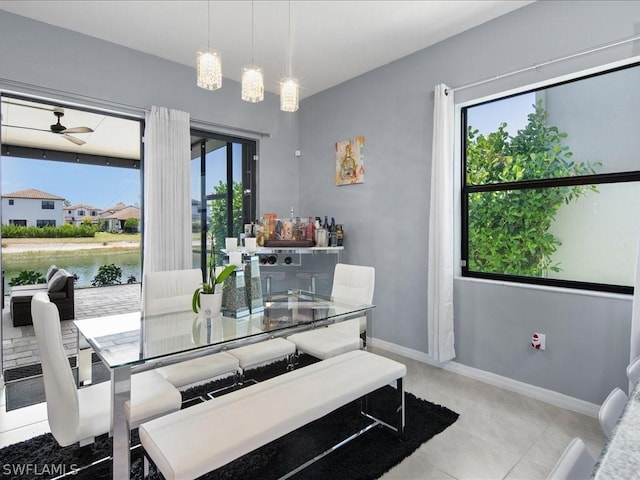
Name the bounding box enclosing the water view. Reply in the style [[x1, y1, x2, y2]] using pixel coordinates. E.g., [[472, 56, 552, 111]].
[[3, 250, 141, 293]]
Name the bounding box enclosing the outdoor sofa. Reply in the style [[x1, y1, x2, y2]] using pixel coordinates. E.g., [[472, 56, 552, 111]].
[[10, 266, 75, 326]]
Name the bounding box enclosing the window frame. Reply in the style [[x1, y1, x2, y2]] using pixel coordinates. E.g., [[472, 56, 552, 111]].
[[41, 200, 55, 210], [460, 61, 640, 295], [191, 129, 257, 275]]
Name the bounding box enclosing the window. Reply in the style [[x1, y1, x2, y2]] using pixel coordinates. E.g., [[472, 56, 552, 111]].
[[9, 219, 26, 226], [462, 62, 640, 294], [191, 131, 256, 275], [41, 200, 54, 210], [8, 199, 13, 205], [78, 209, 85, 216], [36, 219, 56, 227]]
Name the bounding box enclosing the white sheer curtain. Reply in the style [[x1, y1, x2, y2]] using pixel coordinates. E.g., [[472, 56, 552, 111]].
[[143, 106, 192, 277], [427, 84, 456, 363]]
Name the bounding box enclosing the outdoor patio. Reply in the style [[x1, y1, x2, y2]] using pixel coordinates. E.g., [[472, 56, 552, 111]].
[[2, 283, 141, 374]]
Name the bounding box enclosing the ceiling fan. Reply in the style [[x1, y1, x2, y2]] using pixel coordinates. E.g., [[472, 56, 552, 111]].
[[2, 102, 94, 145]]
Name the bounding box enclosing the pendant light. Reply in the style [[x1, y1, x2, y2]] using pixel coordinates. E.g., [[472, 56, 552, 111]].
[[242, 1, 264, 103], [280, 0, 299, 112], [196, 1, 222, 90]]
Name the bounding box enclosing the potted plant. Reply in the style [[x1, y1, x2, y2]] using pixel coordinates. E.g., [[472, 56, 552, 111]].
[[192, 232, 236, 315]]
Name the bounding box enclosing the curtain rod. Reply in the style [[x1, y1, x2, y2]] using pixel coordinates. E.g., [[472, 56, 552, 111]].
[[446, 33, 640, 95], [0, 77, 272, 138]]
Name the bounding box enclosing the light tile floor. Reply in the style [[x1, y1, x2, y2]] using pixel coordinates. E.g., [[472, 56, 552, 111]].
[[378, 350, 606, 480], [0, 285, 607, 479]]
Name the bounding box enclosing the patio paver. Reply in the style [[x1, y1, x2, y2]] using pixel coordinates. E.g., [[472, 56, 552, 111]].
[[2, 283, 141, 374]]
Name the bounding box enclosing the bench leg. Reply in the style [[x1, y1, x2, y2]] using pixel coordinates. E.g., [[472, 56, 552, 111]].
[[396, 378, 405, 437], [360, 378, 405, 437], [287, 353, 295, 371]]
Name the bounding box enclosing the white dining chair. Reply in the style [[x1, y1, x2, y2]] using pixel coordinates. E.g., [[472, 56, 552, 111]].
[[546, 437, 596, 480], [143, 268, 240, 389], [627, 355, 640, 388], [598, 387, 628, 438], [287, 263, 375, 360], [142, 268, 203, 315], [31, 292, 182, 447]]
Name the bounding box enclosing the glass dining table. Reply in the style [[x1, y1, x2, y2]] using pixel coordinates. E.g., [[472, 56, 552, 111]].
[[73, 290, 375, 480]]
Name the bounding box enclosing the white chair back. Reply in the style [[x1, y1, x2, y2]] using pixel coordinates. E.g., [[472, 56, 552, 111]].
[[142, 269, 204, 355], [142, 268, 203, 313], [546, 437, 596, 480], [31, 292, 80, 447], [330, 263, 375, 336], [627, 355, 640, 389], [599, 387, 628, 438]]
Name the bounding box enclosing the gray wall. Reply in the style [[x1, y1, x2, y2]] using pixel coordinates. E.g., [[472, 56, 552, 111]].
[[298, 0, 639, 404], [2, 1, 639, 405], [0, 10, 300, 216]]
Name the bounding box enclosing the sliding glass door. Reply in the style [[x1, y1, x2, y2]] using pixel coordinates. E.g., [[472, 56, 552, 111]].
[[191, 131, 256, 279]]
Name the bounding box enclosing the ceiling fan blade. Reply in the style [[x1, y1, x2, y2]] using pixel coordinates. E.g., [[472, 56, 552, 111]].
[[61, 126, 94, 134], [62, 134, 86, 146]]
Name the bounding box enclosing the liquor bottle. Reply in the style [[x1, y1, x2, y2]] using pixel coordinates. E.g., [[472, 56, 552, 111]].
[[323, 216, 329, 230], [329, 217, 337, 247], [336, 224, 344, 246], [307, 216, 314, 242]]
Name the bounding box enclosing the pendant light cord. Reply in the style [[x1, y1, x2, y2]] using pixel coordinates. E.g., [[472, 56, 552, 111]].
[[207, 1, 211, 50], [251, 1, 255, 65], [287, 1, 292, 76]]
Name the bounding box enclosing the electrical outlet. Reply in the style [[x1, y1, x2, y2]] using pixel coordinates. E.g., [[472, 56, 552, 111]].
[[532, 332, 546, 350]]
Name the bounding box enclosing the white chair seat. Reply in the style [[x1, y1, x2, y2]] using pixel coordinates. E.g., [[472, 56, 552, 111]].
[[157, 352, 239, 389], [227, 338, 295, 370], [287, 328, 360, 360], [77, 370, 182, 439], [547, 437, 596, 480], [599, 387, 628, 438]]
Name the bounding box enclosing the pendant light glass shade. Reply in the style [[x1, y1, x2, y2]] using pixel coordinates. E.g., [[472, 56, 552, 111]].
[[196, 49, 222, 90], [280, 78, 299, 112], [241, 65, 264, 103]]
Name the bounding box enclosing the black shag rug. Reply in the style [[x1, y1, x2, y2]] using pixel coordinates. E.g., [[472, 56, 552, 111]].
[[0, 357, 459, 480]]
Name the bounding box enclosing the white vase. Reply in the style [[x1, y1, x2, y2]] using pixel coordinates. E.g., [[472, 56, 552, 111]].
[[199, 292, 223, 319]]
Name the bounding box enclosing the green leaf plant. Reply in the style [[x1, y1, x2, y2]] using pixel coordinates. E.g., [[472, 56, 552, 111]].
[[192, 231, 236, 313], [466, 100, 601, 277]]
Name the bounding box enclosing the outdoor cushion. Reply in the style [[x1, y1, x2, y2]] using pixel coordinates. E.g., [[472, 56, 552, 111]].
[[46, 265, 59, 282], [48, 269, 71, 293]]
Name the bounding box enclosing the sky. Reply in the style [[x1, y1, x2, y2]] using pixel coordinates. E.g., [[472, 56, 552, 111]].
[[1, 157, 141, 209], [1, 142, 242, 210], [466, 92, 535, 136]]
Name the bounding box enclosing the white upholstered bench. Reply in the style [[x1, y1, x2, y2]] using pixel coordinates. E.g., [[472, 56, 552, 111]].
[[139, 350, 406, 480]]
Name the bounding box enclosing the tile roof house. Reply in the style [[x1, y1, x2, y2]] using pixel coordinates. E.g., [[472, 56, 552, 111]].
[[100, 204, 141, 232], [1, 188, 65, 227], [64, 203, 101, 226]]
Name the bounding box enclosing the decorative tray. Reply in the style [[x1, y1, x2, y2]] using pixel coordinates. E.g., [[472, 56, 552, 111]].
[[263, 240, 314, 247]]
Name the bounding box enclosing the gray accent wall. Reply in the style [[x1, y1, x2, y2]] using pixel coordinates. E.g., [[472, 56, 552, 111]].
[[298, 0, 639, 404], [1, 1, 639, 405]]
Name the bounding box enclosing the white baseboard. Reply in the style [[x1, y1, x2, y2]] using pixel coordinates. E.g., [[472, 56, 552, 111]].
[[370, 338, 600, 418]]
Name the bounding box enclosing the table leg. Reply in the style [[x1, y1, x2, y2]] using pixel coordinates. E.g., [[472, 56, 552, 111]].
[[77, 334, 93, 386], [112, 366, 132, 480], [365, 309, 373, 352]]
